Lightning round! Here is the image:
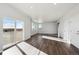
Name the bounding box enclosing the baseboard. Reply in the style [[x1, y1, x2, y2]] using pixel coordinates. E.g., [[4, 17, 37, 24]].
[[24, 36, 31, 40], [31, 33, 38, 37], [38, 33, 58, 37]]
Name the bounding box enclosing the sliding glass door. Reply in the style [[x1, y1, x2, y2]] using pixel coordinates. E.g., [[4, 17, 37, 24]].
[[3, 17, 24, 47]]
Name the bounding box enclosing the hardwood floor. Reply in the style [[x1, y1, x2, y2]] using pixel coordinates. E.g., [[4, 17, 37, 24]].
[[25, 34, 79, 55]]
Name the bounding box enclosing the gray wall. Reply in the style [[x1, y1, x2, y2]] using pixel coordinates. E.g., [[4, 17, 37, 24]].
[[39, 22, 58, 34]]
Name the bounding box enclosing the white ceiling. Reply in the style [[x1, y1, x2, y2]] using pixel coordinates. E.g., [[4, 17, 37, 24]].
[[9, 3, 78, 22]]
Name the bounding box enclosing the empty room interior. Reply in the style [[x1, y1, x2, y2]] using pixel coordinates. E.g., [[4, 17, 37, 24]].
[[0, 3, 79, 55]]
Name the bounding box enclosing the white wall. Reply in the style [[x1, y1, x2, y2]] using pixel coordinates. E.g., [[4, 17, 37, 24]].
[[0, 20, 3, 53], [0, 4, 25, 20], [68, 16, 79, 48], [58, 5, 79, 48], [59, 16, 79, 48], [24, 16, 32, 40], [39, 22, 58, 34], [58, 18, 64, 38]]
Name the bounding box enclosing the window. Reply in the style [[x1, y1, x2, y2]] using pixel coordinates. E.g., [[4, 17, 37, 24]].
[[3, 17, 23, 29], [32, 22, 35, 30], [3, 17, 15, 28], [16, 20, 23, 29], [39, 23, 42, 28]]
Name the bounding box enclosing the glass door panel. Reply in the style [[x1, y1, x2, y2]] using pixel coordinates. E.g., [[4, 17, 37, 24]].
[[3, 18, 15, 45], [15, 20, 24, 43]]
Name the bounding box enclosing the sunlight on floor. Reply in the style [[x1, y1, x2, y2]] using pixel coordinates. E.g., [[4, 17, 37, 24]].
[[17, 42, 47, 55], [42, 36, 69, 43], [3, 42, 47, 55], [3, 46, 23, 55]]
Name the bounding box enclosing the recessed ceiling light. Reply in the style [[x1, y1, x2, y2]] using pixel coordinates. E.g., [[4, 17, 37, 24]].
[[30, 6, 33, 8], [53, 3, 56, 5]]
